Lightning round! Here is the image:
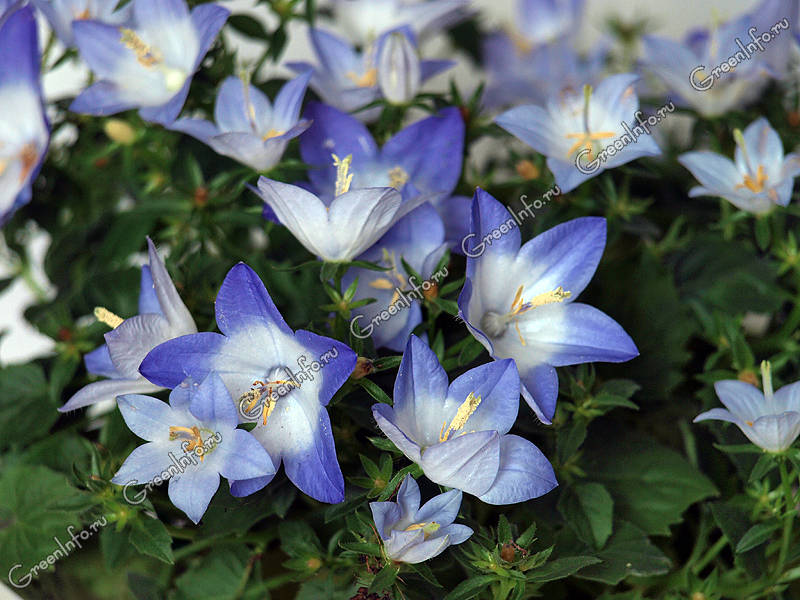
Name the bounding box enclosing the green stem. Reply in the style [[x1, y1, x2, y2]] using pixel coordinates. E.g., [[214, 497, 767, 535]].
[[774, 458, 796, 579], [692, 535, 727, 574]]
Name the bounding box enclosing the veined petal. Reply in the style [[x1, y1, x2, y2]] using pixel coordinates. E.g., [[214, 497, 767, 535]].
[[748, 412, 800, 452], [774, 381, 800, 413], [105, 313, 173, 379], [214, 76, 272, 134], [71, 19, 132, 80], [111, 441, 172, 485], [693, 407, 740, 425], [372, 402, 423, 463], [415, 488, 462, 527], [146, 237, 195, 331], [169, 117, 220, 143], [214, 262, 293, 337], [515, 216, 607, 300], [0, 5, 38, 86], [117, 394, 176, 442], [168, 466, 220, 524], [477, 434, 557, 504], [188, 372, 239, 429], [419, 430, 501, 496], [208, 132, 288, 171], [678, 152, 741, 197], [190, 3, 229, 70], [60, 377, 163, 412], [444, 359, 520, 436], [272, 69, 312, 132], [327, 187, 404, 260], [392, 534, 451, 563], [139, 331, 228, 389], [465, 188, 521, 261], [229, 474, 277, 497], [395, 474, 421, 518], [370, 500, 403, 539], [495, 104, 558, 156], [519, 362, 559, 424], [84, 344, 119, 379], [713, 380, 766, 422], [138, 265, 161, 315], [736, 117, 784, 174], [218, 429, 277, 481], [69, 81, 139, 116]]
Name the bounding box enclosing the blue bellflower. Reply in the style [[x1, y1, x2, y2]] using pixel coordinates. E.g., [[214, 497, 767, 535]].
[[695, 362, 800, 453], [458, 189, 638, 424], [333, 0, 470, 45], [641, 0, 798, 117], [286, 28, 451, 120], [370, 475, 473, 563], [296, 102, 469, 249], [140, 263, 357, 503], [0, 5, 49, 225], [60, 238, 198, 412], [70, 0, 229, 125], [373, 335, 558, 504], [112, 373, 276, 523], [343, 203, 447, 351], [495, 74, 661, 193], [679, 117, 800, 214], [510, 0, 585, 47], [376, 27, 422, 105], [170, 71, 312, 172], [32, 0, 131, 46]]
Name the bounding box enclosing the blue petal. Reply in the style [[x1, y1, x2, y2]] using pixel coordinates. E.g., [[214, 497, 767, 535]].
[[84, 344, 119, 379], [392, 534, 451, 563], [393, 335, 449, 440], [465, 188, 521, 262], [477, 434, 558, 504], [546, 157, 595, 194], [678, 151, 740, 197], [139, 332, 227, 389], [70, 81, 139, 116], [445, 359, 520, 435], [750, 412, 800, 452], [370, 500, 403, 539], [138, 265, 162, 315], [516, 216, 606, 300], [0, 5, 37, 87], [737, 117, 783, 173], [433, 195, 472, 252], [774, 381, 800, 413], [272, 69, 312, 132], [218, 429, 277, 481], [146, 237, 195, 328], [712, 380, 766, 422], [117, 393, 175, 442], [133, 0, 190, 30], [104, 313, 172, 378], [372, 402, 423, 462], [60, 377, 162, 412], [71, 20, 130, 81], [419, 430, 501, 496], [518, 362, 559, 424], [281, 406, 345, 503], [415, 488, 462, 527], [693, 407, 739, 425], [168, 466, 220, 524], [395, 474, 421, 517], [190, 2, 230, 70], [214, 262, 293, 337], [420, 59, 455, 81], [169, 117, 220, 143], [214, 76, 271, 134], [309, 28, 362, 82], [381, 107, 464, 197], [111, 441, 172, 485], [229, 474, 277, 497], [138, 79, 190, 126], [299, 101, 378, 193], [293, 329, 357, 405], [189, 372, 239, 429], [495, 104, 558, 156]]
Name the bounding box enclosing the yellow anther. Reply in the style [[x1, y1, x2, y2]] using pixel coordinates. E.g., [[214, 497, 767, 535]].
[[508, 285, 570, 346], [369, 278, 396, 290], [332, 154, 354, 196], [19, 143, 38, 183], [527, 286, 572, 309], [439, 392, 482, 442], [736, 165, 768, 193], [169, 425, 205, 461], [262, 128, 284, 141], [746, 420, 754, 427], [564, 131, 616, 160], [94, 306, 124, 329], [75, 8, 91, 19], [404, 521, 441, 539], [120, 28, 160, 68], [345, 68, 377, 88], [388, 166, 409, 189], [505, 26, 533, 54]]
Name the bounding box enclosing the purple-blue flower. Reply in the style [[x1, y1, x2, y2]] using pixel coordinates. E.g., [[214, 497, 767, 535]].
[[495, 74, 661, 193], [60, 238, 198, 412], [370, 475, 473, 563], [373, 335, 557, 504], [32, 0, 130, 46], [679, 117, 800, 214], [509, 0, 585, 47], [333, 0, 470, 45], [297, 102, 467, 245], [286, 28, 451, 120], [170, 71, 312, 172], [70, 0, 229, 125], [139, 263, 357, 503], [695, 362, 800, 453], [344, 204, 447, 351], [457, 189, 638, 424], [0, 4, 49, 225], [641, 0, 797, 117], [112, 373, 276, 524]]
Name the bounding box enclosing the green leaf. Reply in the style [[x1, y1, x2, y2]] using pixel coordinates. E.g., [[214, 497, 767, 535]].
[[585, 436, 717, 535], [0, 363, 56, 450], [175, 545, 250, 600], [227, 14, 269, 39], [130, 516, 174, 564], [576, 522, 671, 585], [557, 483, 614, 549], [100, 526, 131, 570], [0, 465, 89, 578], [127, 572, 163, 600], [735, 522, 780, 553], [370, 563, 399, 593], [279, 521, 323, 558], [527, 556, 601, 582], [357, 378, 392, 405], [749, 453, 776, 482], [199, 482, 296, 537], [444, 575, 500, 600]]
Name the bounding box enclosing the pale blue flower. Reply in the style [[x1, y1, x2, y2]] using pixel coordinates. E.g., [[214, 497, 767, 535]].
[[679, 117, 800, 214], [695, 362, 800, 453], [70, 0, 229, 125], [373, 335, 557, 504], [376, 27, 421, 105], [140, 263, 357, 503], [495, 74, 661, 193], [60, 238, 197, 411], [32, 0, 131, 46], [370, 475, 472, 563], [512, 0, 585, 47], [170, 71, 312, 171], [112, 373, 276, 523], [458, 189, 638, 424]]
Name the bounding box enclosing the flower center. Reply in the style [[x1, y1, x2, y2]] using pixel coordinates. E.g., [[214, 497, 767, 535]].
[[332, 153, 354, 197], [564, 84, 616, 160], [439, 391, 482, 442], [387, 166, 409, 189], [238, 371, 300, 425], [369, 249, 408, 305], [404, 521, 441, 539], [120, 28, 187, 91], [168, 425, 218, 462], [480, 285, 571, 345], [736, 164, 768, 193], [345, 67, 378, 88], [262, 128, 284, 141]]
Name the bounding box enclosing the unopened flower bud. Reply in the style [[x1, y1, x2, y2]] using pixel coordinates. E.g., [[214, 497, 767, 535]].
[[352, 357, 374, 379], [104, 119, 136, 145], [377, 30, 420, 105]]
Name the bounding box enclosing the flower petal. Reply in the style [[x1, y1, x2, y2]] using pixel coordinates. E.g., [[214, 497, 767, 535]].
[[111, 441, 172, 485], [188, 372, 239, 429], [218, 429, 277, 481], [445, 359, 520, 436], [139, 331, 228, 389], [477, 434, 557, 504], [117, 394, 176, 442], [713, 380, 766, 422], [146, 237, 195, 330], [415, 488, 462, 527], [372, 403, 423, 463], [419, 430, 501, 496], [60, 377, 162, 412], [518, 362, 559, 424], [168, 466, 220, 524]]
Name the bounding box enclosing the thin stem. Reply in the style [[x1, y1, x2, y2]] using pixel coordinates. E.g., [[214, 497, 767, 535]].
[[774, 457, 796, 580], [692, 535, 728, 574]]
